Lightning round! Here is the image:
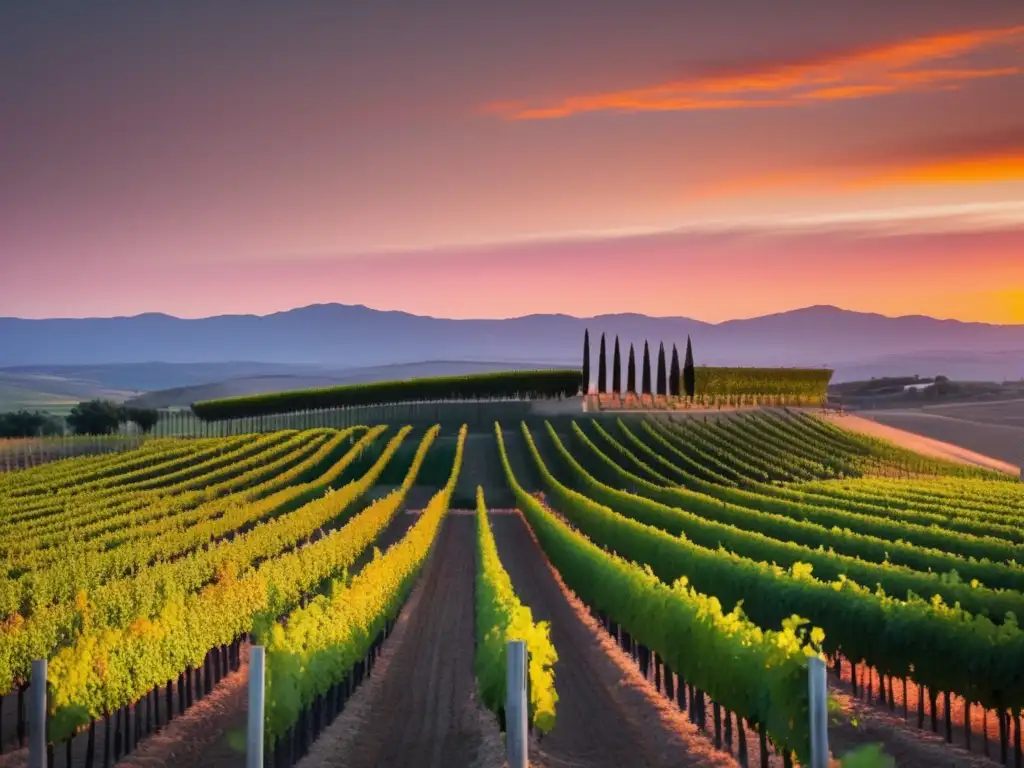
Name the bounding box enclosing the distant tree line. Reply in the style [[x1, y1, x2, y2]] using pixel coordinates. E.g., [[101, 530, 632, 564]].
[[0, 400, 160, 438], [0, 411, 65, 438], [583, 330, 696, 398]]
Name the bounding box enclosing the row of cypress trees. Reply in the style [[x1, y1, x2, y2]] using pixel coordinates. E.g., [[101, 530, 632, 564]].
[[581, 330, 695, 398]]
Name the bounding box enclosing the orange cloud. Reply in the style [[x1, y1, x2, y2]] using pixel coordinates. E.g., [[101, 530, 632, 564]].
[[886, 66, 1021, 84], [794, 84, 901, 101], [691, 142, 1024, 200], [856, 152, 1024, 188], [486, 25, 1024, 119]]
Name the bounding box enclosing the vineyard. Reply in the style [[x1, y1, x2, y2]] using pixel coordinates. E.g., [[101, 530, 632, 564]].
[[0, 410, 1022, 768]]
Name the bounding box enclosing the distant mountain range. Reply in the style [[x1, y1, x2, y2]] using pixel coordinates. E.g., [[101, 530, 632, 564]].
[[2, 305, 1023, 392]]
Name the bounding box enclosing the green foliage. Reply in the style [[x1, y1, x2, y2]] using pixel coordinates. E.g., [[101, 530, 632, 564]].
[[841, 744, 896, 768], [582, 329, 590, 394], [61, 401, 160, 435], [191, 369, 582, 421], [626, 344, 636, 394], [619, 420, 1024, 591], [6, 431, 364, 686], [66, 400, 125, 435], [641, 341, 652, 395], [669, 344, 680, 397], [41, 426, 438, 739], [494, 421, 819, 762], [611, 336, 621, 394], [124, 407, 160, 433], [535, 419, 1024, 713], [656, 342, 667, 396], [259, 425, 467, 745], [692, 366, 831, 400], [566, 420, 1024, 627], [0, 410, 63, 437], [0, 431, 347, 622], [474, 487, 557, 733], [597, 334, 607, 394], [789, 410, 1010, 481], [683, 336, 695, 398]]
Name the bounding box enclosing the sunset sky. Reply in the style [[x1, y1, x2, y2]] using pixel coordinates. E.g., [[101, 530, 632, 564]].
[[2, 1, 1023, 323]]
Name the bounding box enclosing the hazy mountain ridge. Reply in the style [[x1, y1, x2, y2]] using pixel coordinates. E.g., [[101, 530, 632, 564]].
[[2, 304, 1023, 383]]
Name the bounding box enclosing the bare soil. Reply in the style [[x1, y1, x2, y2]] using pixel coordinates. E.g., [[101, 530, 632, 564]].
[[490, 509, 739, 768], [920, 398, 1024, 426], [828, 659, 1021, 767], [821, 412, 1021, 475], [113, 646, 251, 768], [296, 513, 503, 768]]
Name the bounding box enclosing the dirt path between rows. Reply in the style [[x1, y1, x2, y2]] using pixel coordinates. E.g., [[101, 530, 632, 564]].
[[297, 513, 503, 768], [113, 646, 251, 768], [821, 412, 1020, 475], [826, 660, 1018, 767], [490, 510, 737, 768]]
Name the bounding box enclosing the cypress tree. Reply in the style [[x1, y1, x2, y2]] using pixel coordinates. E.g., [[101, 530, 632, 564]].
[[656, 342, 667, 396], [669, 344, 681, 397], [683, 335, 696, 398], [582, 329, 591, 394], [626, 344, 636, 394], [611, 336, 622, 394], [597, 333, 608, 394], [641, 342, 652, 395]]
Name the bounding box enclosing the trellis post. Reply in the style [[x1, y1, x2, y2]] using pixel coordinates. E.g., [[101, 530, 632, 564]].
[[506, 640, 527, 768], [247, 646, 265, 768], [808, 656, 829, 768]]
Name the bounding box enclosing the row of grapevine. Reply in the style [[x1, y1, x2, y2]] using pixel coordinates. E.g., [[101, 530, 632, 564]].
[[758, 479, 1024, 542], [627, 419, 1024, 573], [785, 410, 1012, 481], [0, 427, 388, 695], [668, 409, 1007, 483], [666, 418, 774, 483], [695, 417, 826, 481], [586, 392, 823, 411], [796, 477, 1024, 520], [731, 413, 862, 477], [257, 424, 467, 760], [0, 429, 366, 626], [3, 431, 336, 564], [521, 420, 1024, 715], [647, 417, 1024, 537], [42, 424, 442, 741], [474, 486, 558, 734], [563, 421, 1024, 623], [0, 435, 150, 474], [1, 438, 248, 529], [494, 422, 821, 763], [3, 431, 303, 527], [0, 436, 228, 497]]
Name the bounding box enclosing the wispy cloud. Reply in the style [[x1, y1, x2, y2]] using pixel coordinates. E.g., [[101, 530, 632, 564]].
[[484, 25, 1024, 119], [695, 126, 1024, 197]]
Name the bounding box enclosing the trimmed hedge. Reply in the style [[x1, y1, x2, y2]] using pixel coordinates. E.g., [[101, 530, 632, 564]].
[[191, 369, 583, 421], [694, 367, 832, 398]]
